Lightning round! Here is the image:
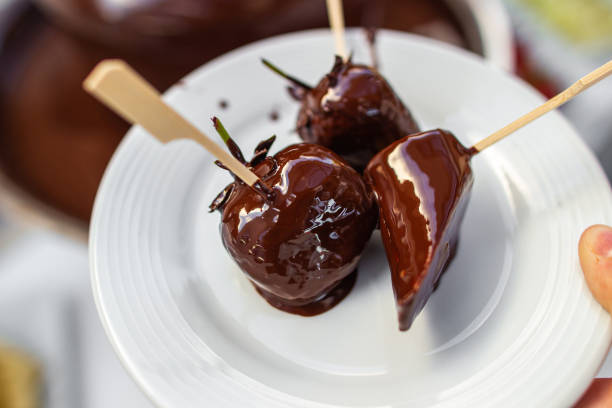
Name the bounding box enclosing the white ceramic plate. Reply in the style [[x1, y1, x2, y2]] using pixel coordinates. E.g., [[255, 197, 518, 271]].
[[90, 29, 612, 407]]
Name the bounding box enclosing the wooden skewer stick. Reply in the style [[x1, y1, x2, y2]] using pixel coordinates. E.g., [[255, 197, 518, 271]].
[[473, 59, 612, 153], [83, 59, 263, 188], [326, 0, 348, 61]]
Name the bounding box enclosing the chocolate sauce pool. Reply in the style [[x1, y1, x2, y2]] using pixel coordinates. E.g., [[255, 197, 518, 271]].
[[0, 1, 469, 223], [255, 271, 357, 316]]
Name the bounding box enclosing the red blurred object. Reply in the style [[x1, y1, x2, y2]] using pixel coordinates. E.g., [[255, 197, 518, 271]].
[[514, 40, 559, 99]]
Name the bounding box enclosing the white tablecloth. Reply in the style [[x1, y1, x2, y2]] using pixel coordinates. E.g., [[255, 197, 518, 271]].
[[0, 226, 152, 407]]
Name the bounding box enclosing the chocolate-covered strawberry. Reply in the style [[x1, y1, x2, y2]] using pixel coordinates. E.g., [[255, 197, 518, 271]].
[[210, 118, 377, 315], [364, 129, 474, 330], [263, 56, 419, 172]]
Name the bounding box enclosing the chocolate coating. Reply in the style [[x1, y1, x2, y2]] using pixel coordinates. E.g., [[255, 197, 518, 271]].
[[214, 143, 377, 313], [364, 129, 474, 331], [296, 57, 419, 172]]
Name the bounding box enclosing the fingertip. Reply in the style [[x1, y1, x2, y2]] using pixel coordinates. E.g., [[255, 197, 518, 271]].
[[581, 224, 612, 255], [580, 224, 612, 314]]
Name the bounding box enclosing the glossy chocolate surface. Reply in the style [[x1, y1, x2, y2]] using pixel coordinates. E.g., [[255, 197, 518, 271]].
[[364, 129, 474, 330], [296, 57, 420, 172], [213, 143, 377, 314]]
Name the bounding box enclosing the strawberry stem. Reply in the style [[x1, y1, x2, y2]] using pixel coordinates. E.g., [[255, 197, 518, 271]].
[[261, 59, 313, 90], [211, 116, 246, 164]]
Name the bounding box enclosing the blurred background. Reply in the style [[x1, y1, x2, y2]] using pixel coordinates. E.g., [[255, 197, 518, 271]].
[[0, 0, 610, 406]]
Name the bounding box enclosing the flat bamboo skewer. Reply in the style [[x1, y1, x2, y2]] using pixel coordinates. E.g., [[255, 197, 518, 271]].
[[473, 59, 612, 153], [83, 59, 263, 188], [326, 0, 348, 61]]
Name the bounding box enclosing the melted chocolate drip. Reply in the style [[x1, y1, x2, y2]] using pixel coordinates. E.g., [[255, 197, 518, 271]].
[[296, 57, 420, 172], [364, 129, 474, 331], [214, 143, 377, 314]]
